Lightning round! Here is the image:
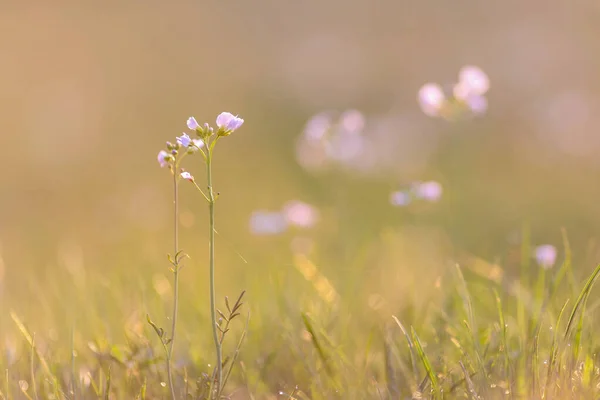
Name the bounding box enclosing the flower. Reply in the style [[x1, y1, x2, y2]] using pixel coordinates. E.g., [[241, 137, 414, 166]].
[[303, 113, 333, 142], [390, 191, 411, 207], [158, 150, 170, 168], [466, 95, 488, 115], [415, 181, 443, 202], [177, 133, 192, 148], [535, 245, 557, 269], [458, 65, 489, 97], [339, 109, 365, 134], [186, 139, 204, 153], [216, 112, 244, 133], [418, 83, 446, 117], [282, 201, 319, 228], [187, 117, 200, 130], [180, 171, 194, 181], [249, 211, 288, 235]]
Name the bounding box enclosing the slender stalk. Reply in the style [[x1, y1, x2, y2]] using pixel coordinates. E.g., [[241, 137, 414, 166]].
[[70, 327, 75, 400], [206, 149, 222, 397], [31, 334, 38, 400], [167, 168, 179, 400]]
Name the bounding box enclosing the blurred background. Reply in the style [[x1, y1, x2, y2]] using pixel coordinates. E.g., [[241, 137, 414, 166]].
[[2, 1, 600, 348]]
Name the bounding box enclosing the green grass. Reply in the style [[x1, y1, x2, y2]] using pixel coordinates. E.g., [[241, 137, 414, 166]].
[[2, 235, 600, 399]]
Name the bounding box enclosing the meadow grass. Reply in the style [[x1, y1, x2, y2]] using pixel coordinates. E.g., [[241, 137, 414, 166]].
[[2, 110, 600, 399], [2, 226, 600, 399]]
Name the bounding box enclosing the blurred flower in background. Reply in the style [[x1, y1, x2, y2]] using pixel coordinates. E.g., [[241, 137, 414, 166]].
[[535, 244, 557, 269], [296, 109, 439, 178], [390, 191, 412, 207], [249, 211, 288, 236], [389, 180, 443, 207], [455, 66, 490, 98], [418, 83, 446, 117], [418, 65, 490, 119], [296, 109, 368, 172], [282, 200, 319, 228], [250, 201, 319, 235], [414, 180, 443, 202]]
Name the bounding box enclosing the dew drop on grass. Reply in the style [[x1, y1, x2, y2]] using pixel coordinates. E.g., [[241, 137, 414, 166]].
[[18, 380, 29, 391], [160, 382, 166, 387]]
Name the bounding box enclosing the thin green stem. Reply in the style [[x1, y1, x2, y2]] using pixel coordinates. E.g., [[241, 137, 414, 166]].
[[207, 149, 222, 398], [192, 181, 210, 202], [70, 327, 75, 400], [166, 167, 179, 400]]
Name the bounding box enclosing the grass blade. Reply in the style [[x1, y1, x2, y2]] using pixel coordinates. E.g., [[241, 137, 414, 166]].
[[392, 316, 418, 380], [544, 299, 569, 398], [563, 264, 600, 340], [454, 264, 487, 383], [410, 326, 439, 398], [459, 360, 480, 400], [10, 312, 54, 385], [493, 288, 512, 397], [301, 313, 336, 382]]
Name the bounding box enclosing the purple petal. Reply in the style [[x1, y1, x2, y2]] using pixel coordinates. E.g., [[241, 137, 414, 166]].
[[177, 133, 192, 147], [226, 117, 244, 131], [187, 117, 200, 130], [216, 112, 235, 128], [158, 150, 169, 167]]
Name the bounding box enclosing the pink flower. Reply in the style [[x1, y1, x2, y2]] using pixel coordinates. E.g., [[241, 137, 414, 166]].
[[177, 133, 192, 147], [390, 191, 411, 207], [216, 112, 244, 132], [535, 245, 557, 269], [418, 83, 446, 117], [249, 211, 288, 235], [158, 150, 170, 168], [282, 201, 319, 228], [180, 171, 194, 182], [458, 65, 489, 97], [187, 117, 200, 130], [415, 181, 443, 202]]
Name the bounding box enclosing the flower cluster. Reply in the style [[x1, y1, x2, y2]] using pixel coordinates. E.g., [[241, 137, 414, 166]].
[[157, 112, 244, 180], [296, 109, 367, 172], [417, 65, 490, 119], [250, 200, 319, 236], [390, 180, 443, 207]]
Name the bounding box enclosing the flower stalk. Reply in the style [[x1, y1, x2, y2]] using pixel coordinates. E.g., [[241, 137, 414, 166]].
[[206, 145, 222, 396], [154, 112, 244, 400], [166, 165, 179, 400]]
